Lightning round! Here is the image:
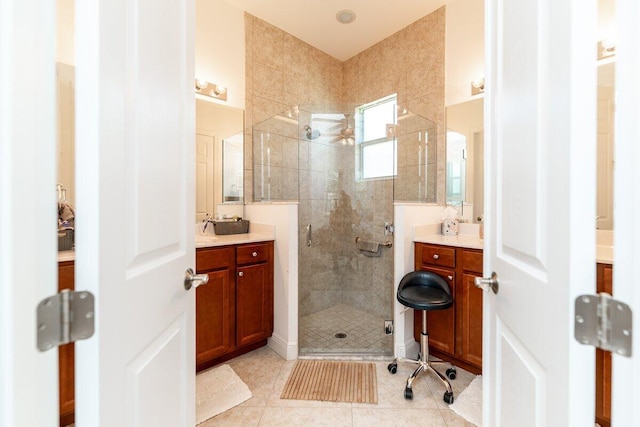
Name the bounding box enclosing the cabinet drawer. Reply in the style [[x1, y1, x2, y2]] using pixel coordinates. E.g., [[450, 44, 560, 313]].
[[196, 247, 234, 272], [462, 250, 483, 274], [420, 244, 455, 268], [237, 242, 270, 265]]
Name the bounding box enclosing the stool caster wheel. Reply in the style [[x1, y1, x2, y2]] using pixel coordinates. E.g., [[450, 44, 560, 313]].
[[387, 363, 397, 374], [443, 391, 454, 404], [404, 387, 413, 400], [446, 367, 457, 380]]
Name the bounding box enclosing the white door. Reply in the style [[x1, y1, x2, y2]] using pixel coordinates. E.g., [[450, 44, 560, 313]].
[[0, 0, 59, 425], [74, 0, 196, 425], [484, 0, 597, 425], [611, 0, 640, 424]]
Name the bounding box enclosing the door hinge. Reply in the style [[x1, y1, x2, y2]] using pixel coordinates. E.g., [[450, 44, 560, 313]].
[[37, 289, 95, 352], [574, 293, 632, 357]]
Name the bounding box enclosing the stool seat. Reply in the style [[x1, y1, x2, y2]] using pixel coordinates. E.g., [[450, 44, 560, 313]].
[[397, 271, 453, 311]]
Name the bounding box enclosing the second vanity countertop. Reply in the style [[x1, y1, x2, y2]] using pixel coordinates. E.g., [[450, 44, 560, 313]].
[[413, 223, 614, 264], [413, 223, 484, 250]]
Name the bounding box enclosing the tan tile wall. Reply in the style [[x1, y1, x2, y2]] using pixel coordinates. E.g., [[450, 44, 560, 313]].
[[245, 8, 445, 204], [342, 7, 445, 204], [244, 13, 343, 202]]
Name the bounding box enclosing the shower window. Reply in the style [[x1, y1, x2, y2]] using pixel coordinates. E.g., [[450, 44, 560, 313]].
[[356, 95, 398, 180]]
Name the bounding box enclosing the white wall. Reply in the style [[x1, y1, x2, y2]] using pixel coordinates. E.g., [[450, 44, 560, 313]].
[[244, 203, 299, 360], [393, 204, 449, 358], [445, 0, 485, 106], [195, 0, 245, 109]]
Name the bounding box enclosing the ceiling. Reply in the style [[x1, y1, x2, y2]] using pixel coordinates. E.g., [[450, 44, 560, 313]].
[[222, 0, 450, 61]]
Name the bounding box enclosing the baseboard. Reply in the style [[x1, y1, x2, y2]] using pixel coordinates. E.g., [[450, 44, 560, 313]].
[[268, 333, 297, 360], [396, 338, 420, 359]]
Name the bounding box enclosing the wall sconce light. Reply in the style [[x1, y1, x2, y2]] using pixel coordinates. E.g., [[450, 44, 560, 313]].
[[195, 79, 227, 101], [598, 39, 616, 60], [471, 78, 485, 96]]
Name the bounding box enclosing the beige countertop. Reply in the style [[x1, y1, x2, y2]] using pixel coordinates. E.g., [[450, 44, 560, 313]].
[[413, 223, 484, 250], [195, 232, 274, 248], [58, 223, 276, 262], [596, 245, 613, 265], [414, 233, 484, 250]]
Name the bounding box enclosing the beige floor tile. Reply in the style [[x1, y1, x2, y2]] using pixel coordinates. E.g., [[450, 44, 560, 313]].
[[439, 408, 478, 427], [352, 408, 447, 427], [258, 407, 353, 427], [361, 362, 440, 409], [198, 406, 264, 427]]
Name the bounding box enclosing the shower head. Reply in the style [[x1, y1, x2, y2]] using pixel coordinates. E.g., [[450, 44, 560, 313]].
[[304, 125, 321, 140]]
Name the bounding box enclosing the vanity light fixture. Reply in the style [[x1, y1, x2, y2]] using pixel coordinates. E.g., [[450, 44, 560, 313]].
[[195, 78, 228, 101], [471, 78, 485, 96]]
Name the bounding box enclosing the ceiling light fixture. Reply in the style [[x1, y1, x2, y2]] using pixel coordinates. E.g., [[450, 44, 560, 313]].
[[336, 9, 356, 24]]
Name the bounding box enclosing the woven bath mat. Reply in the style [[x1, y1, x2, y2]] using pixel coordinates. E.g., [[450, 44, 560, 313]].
[[280, 360, 377, 404]]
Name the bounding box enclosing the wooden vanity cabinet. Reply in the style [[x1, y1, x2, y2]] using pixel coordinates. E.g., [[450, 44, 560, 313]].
[[195, 246, 234, 368], [414, 243, 483, 374], [195, 241, 274, 372], [57, 261, 75, 427], [596, 263, 613, 427]]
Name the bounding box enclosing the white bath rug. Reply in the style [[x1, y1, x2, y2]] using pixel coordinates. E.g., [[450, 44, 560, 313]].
[[450, 375, 482, 427], [196, 364, 252, 424]]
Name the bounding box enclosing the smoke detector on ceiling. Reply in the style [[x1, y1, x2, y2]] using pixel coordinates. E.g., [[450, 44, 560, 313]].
[[336, 9, 356, 24]]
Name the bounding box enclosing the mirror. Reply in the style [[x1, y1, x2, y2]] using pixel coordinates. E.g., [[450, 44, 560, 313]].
[[195, 99, 244, 222], [57, 62, 75, 207], [445, 98, 484, 223], [596, 61, 614, 230]]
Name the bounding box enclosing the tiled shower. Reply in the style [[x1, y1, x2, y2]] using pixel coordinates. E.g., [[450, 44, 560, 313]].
[[253, 104, 437, 356]]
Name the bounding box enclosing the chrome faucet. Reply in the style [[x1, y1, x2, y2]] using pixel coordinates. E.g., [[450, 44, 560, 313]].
[[201, 213, 214, 234]]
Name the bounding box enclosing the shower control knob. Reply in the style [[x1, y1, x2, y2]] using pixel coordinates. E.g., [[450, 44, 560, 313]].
[[433, 254, 440, 260]]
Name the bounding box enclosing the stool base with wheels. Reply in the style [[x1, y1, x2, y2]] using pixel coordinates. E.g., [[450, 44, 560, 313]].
[[387, 271, 457, 404]]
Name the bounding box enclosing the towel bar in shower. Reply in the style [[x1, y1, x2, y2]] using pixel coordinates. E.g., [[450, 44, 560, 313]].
[[355, 237, 393, 248]]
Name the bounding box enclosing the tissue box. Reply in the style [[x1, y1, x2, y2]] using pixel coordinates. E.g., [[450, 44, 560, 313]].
[[441, 219, 459, 236], [58, 229, 74, 251], [213, 220, 250, 235]]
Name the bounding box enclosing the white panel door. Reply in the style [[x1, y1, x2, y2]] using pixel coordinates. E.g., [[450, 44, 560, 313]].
[[0, 0, 58, 425], [74, 0, 196, 425], [484, 0, 597, 425], [611, 0, 640, 424]]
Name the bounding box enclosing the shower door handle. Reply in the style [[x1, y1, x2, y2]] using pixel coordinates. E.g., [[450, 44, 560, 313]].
[[306, 224, 312, 247]]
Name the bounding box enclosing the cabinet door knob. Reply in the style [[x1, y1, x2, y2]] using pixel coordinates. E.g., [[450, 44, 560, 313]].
[[433, 254, 440, 260], [252, 251, 258, 257], [238, 271, 244, 277], [447, 275, 453, 281]]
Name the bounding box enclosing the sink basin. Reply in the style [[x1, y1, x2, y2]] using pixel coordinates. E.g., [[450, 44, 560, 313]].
[[195, 235, 218, 244]]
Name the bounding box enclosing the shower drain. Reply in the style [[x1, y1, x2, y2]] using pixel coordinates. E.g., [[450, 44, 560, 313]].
[[334, 332, 347, 339]]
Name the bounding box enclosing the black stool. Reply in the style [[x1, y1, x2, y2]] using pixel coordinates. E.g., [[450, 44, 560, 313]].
[[387, 271, 457, 404]]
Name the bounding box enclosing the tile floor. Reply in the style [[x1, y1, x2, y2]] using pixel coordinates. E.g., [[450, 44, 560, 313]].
[[299, 304, 393, 356], [201, 346, 477, 426]]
